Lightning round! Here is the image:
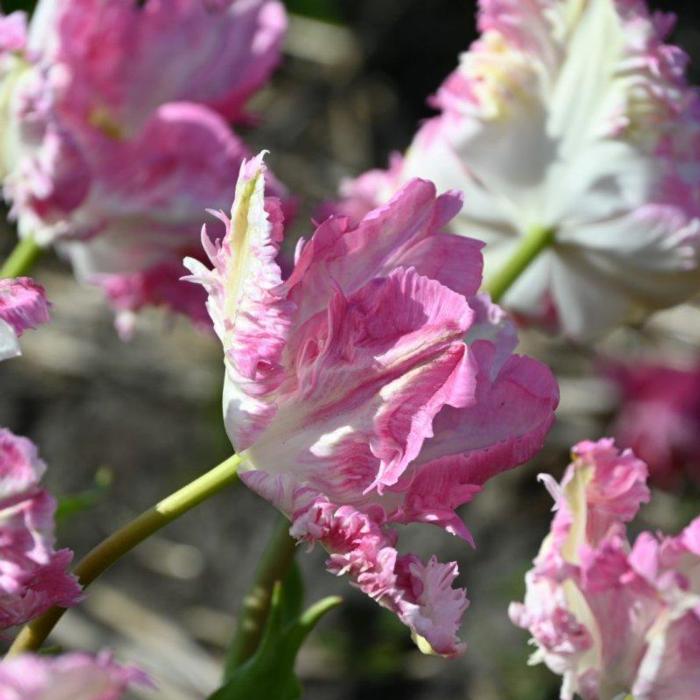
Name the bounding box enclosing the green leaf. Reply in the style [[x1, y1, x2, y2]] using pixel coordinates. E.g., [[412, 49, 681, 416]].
[[55, 468, 113, 523], [278, 560, 304, 628], [208, 583, 342, 700]]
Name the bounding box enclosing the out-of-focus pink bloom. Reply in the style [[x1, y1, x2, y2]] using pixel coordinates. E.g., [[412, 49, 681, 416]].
[[0, 651, 151, 699], [510, 438, 700, 700], [337, 0, 700, 339], [0, 428, 81, 630], [0, 277, 49, 361], [607, 360, 700, 489], [29, 0, 286, 132], [54, 103, 281, 337], [185, 154, 559, 656], [0, 0, 288, 332]]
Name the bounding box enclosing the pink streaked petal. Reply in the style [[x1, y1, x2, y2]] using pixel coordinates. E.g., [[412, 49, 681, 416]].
[[290, 495, 467, 657], [411, 348, 559, 487], [631, 516, 700, 594], [0, 428, 82, 630], [245, 267, 475, 497], [0, 548, 82, 629], [0, 278, 50, 361], [578, 534, 662, 674], [46, 0, 287, 132], [632, 611, 700, 700], [185, 153, 293, 448], [312, 267, 476, 491], [536, 440, 650, 573], [0, 428, 46, 500], [509, 572, 595, 672], [511, 529, 658, 699], [0, 278, 50, 337], [465, 292, 518, 378], [0, 277, 49, 360], [395, 555, 468, 656], [286, 179, 483, 325], [388, 385, 555, 542], [570, 438, 651, 544]]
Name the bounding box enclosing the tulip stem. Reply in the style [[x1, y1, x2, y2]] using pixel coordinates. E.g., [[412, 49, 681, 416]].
[[224, 515, 297, 678], [6, 453, 244, 657], [0, 237, 43, 278], [484, 226, 555, 303]]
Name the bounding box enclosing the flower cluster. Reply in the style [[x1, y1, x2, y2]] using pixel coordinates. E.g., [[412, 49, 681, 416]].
[[186, 153, 559, 655], [3, 0, 700, 694], [0, 0, 288, 336], [0, 427, 82, 630], [0, 651, 150, 699], [337, 0, 700, 339], [0, 276, 49, 361], [510, 439, 700, 700]]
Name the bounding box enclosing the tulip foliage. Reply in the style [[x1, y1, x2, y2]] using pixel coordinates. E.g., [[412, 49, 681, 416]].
[[0, 0, 699, 699]]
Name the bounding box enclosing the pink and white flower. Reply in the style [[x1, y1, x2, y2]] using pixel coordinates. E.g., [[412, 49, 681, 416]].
[[0, 428, 82, 630], [0, 277, 49, 361], [185, 153, 559, 655], [0, 0, 288, 332], [510, 438, 700, 700], [0, 651, 150, 699], [338, 0, 700, 339]]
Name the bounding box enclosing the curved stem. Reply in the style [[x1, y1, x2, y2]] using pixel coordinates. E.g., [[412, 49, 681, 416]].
[[1, 237, 43, 278], [7, 453, 244, 657], [483, 226, 555, 303], [224, 514, 297, 677]]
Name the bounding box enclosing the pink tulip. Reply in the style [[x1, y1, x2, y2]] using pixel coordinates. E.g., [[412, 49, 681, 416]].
[[186, 153, 559, 655], [510, 438, 700, 700]]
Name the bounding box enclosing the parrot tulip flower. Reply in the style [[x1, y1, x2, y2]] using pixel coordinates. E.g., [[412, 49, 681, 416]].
[[510, 439, 700, 700], [337, 0, 700, 338], [185, 153, 559, 655]]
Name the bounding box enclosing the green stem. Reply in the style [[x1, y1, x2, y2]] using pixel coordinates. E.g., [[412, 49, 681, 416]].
[[483, 226, 555, 303], [7, 453, 243, 657], [1, 237, 43, 278], [224, 515, 297, 677]]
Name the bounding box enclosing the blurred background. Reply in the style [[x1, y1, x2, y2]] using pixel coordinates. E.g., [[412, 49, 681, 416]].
[[2, 1, 700, 698]]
